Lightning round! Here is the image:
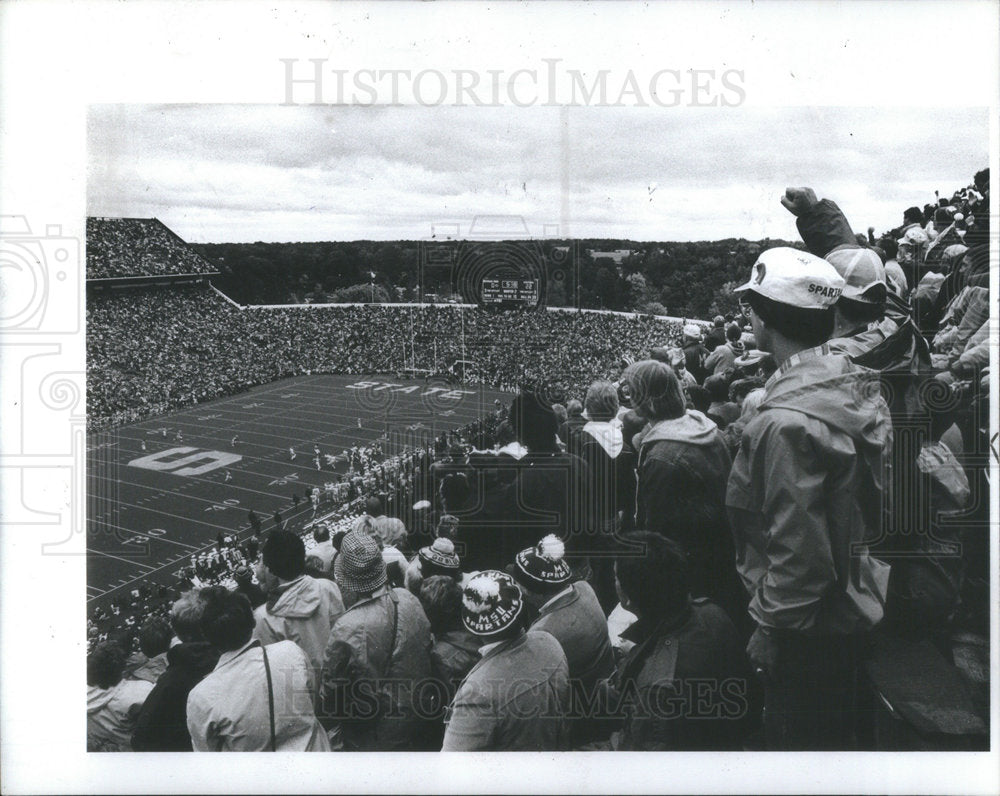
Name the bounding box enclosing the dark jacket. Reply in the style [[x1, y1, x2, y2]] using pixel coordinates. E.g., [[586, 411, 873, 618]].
[[682, 342, 709, 384], [531, 581, 615, 696], [430, 629, 481, 696], [453, 450, 590, 571], [131, 642, 220, 751], [609, 599, 758, 750], [567, 421, 636, 537], [633, 411, 739, 613]]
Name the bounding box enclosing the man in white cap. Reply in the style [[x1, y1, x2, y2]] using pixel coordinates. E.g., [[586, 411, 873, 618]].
[[727, 246, 891, 750], [680, 323, 708, 384]]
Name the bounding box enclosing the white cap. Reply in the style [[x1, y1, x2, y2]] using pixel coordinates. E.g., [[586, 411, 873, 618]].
[[682, 323, 702, 339], [735, 247, 844, 309], [823, 247, 886, 304]]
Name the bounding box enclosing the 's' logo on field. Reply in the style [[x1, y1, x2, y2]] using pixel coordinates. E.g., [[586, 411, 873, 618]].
[[127, 447, 242, 476]]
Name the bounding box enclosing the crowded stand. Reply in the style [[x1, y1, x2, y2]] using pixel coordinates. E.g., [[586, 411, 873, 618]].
[[87, 171, 992, 752], [87, 291, 680, 429], [87, 218, 220, 279]]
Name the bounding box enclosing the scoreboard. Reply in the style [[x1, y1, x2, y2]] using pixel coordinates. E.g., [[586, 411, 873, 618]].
[[480, 277, 539, 306]]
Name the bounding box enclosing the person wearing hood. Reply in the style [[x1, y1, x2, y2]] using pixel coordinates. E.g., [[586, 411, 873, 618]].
[[623, 358, 742, 627], [727, 247, 892, 750], [88, 641, 154, 751], [131, 590, 221, 751], [567, 380, 636, 612], [253, 529, 345, 689]]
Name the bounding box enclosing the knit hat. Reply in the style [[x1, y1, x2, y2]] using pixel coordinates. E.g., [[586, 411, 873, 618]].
[[682, 323, 702, 340], [735, 247, 844, 309], [513, 535, 572, 589], [419, 537, 461, 573], [334, 530, 387, 594], [462, 570, 524, 637]]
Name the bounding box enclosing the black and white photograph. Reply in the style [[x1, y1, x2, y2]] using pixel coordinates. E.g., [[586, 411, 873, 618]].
[[1, 2, 997, 794]]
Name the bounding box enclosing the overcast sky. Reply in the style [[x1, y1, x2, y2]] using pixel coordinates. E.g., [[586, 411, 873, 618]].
[[88, 104, 989, 243]]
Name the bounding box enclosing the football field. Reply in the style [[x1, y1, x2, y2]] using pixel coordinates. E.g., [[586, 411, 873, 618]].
[[86, 374, 510, 606]]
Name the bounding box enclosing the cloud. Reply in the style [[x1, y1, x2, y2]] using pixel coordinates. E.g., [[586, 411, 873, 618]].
[[87, 104, 989, 242]]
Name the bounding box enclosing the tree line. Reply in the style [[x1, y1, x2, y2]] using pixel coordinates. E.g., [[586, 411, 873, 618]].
[[193, 237, 795, 319]]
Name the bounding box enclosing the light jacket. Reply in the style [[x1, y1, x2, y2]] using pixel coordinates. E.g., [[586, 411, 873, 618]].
[[441, 630, 570, 751], [321, 586, 434, 751], [253, 574, 344, 685], [186, 639, 330, 751], [727, 345, 892, 634], [530, 580, 615, 697], [87, 678, 154, 751]]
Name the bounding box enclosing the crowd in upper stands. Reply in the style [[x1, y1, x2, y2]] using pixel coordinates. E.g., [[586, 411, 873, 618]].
[[86, 218, 219, 279], [87, 295, 678, 429], [87, 170, 991, 752]]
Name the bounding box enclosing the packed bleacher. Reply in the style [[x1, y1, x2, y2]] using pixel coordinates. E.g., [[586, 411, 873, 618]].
[[86, 293, 680, 429], [87, 170, 991, 752], [86, 218, 219, 279]]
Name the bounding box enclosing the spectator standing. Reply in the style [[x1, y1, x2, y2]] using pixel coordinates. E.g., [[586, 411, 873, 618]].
[[131, 590, 220, 751], [623, 359, 742, 624], [509, 535, 615, 742], [606, 532, 758, 750], [322, 530, 435, 751], [727, 248, 891, 750], [186, 587, 330, 751], [253, 530, 345, 686], [441, 571, 570, 751], [566, 380, 636, 612], [87, 642, 155, 751]]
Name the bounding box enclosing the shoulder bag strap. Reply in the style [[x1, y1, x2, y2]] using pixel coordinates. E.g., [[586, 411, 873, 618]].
[[260, 643, 277, 751], [381, 590, 400, 678]]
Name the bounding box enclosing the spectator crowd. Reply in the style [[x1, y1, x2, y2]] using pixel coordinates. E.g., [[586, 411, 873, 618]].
[[88, 171, 991, 752], [87, 218, 219, 280]]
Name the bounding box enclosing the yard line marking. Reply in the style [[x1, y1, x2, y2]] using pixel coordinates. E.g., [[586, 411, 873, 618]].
[[89, 550, 155, 571]]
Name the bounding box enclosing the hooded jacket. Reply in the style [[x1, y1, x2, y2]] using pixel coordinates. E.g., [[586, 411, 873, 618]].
[[726, 345, 892, 634], [568, 420, 636, 531], [632, 411, 736, 611], [131, 641, 220, 751], [87, 678, 154, 752], [253, 574, 345, 685]]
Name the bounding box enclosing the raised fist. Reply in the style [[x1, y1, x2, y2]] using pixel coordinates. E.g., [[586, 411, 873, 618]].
[[780, 187, 818, 217]]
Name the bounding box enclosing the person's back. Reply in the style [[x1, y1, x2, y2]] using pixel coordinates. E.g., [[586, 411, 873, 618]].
[[254, 530, 345, 684], [88, 678, 154, 751], [132, 641, 220, 751], [442, 630, 569, 751], [322, 586, 434, 751], [613, 599, 754, 750], [187, 638, 330, 751], [253, 574, 344, 681], [531, 580, 614, 695]]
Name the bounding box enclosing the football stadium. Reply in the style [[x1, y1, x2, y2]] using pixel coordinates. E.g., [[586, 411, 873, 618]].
[[86, 172, 992, 753]]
